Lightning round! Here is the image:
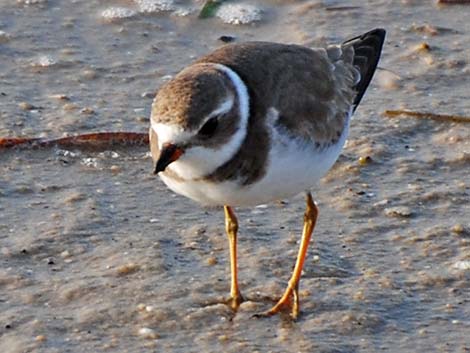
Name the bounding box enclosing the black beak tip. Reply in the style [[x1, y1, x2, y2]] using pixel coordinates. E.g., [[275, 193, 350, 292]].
[[154, 157, 171, 175], [152, 143, 182, 176], [153, 162, 164, 175]]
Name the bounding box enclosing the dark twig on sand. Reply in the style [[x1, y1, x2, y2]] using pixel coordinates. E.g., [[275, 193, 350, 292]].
[[383, 110, 470, 123], [0, 132, 149, 151], [436, 0, 470, 4]]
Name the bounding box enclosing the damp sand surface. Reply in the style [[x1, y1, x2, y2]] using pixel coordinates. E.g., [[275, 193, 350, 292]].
[[1, 1, 470, 352]]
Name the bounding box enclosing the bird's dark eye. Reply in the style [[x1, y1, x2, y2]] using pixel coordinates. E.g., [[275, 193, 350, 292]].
[[198, 116, 219, 138]]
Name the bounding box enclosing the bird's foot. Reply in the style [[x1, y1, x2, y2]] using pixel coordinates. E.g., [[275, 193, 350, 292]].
[[253, 285, 299, 320], [226, 292, 244, 311]]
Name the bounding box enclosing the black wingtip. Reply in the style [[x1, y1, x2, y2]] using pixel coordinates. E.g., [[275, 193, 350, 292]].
[[343, 28, 386, 46], [343, 28, 386, 111]]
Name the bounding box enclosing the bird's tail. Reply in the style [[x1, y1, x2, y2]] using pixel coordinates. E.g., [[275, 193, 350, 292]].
[[342, 28, 386, 111]]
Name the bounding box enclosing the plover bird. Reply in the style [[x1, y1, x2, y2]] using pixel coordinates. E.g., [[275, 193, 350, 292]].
[[150, 29, 385, 319]]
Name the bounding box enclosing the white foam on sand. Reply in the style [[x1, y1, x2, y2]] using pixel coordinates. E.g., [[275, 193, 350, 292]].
[[216, 3, 262, 25], [101, 7, 137, 21], [135, 0, 177, 13]]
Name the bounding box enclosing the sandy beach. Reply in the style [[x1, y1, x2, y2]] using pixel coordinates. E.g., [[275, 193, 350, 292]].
[[1, 1, 469, 352]]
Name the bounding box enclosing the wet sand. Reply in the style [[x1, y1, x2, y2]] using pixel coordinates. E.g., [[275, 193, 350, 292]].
[[1, 1, 469, 352]]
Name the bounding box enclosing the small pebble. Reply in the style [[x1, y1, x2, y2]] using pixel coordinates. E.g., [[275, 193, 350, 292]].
[[363, 268, 378, 278], [110, 165, 121, 173], [451, 224, 465, 234], [141, 91, 156, 99], [49, 94, 70, 101], [117, 263, 140, 275], [63, 103, 78, 111], [452, 261, 470, 270], [60, 47, 75, 55], [353, 290, 365, 301], [33, 55, 57, 67], [358, 156, 372, 165], [218, 334, 229, 342], [373, 199, 389, 207], [18, 0, 47, 4], [422, 55, 434, 65], [0, 31, 11, 43], [35, 335, 47, 342], [219, 35, 236, 43], [173, 7, 192, 17], [82, 69, 98, 80], [414, 42, 431, 52], [138, 327, 158, 339], [376, 70, 401, 90], [384, 206, 412, 218], [80, 107, 95, 115], [206, 256, 217, 266], [445, 303, 454, 310], [18, 102, 36, 111]]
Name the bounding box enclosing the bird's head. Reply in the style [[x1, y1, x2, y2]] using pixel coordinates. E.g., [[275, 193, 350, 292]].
[[149, 63, 249, 180]]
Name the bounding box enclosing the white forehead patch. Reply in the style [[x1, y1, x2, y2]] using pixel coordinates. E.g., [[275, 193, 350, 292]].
[[150, 120, 191, 149]]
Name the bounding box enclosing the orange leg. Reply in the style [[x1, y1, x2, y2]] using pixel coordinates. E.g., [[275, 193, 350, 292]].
[[224, 206, 244, 310], [261, 192, 318, 319]]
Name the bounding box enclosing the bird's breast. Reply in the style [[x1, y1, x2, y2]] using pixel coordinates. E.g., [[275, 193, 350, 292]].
[[158, 116, 350, 207]]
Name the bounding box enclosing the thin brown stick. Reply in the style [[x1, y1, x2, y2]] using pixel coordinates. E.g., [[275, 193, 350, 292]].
[[0, 137, 41, 148], [383, 110, 470, 123], [325, 6, 361, 11], [0, 132, 149, 150], [437, 0, 470, 4]]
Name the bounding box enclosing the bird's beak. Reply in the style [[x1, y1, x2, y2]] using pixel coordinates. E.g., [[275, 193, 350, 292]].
[[154, 143, 184, 174]]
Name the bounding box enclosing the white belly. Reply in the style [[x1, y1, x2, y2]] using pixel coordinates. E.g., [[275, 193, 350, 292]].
[[160, 118, 350, 207]]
